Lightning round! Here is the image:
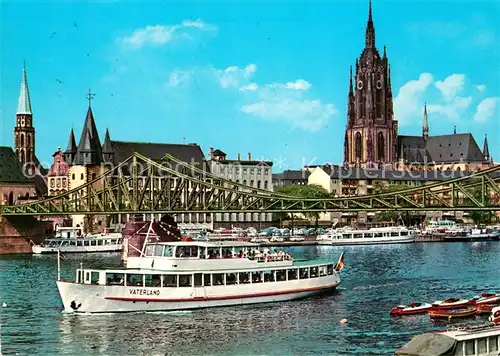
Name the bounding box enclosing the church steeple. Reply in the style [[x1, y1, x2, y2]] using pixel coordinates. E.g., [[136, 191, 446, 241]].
[[365, 0, 376, 48], [422, 103, 429, 140], [64, 128, 77, 164], [483, 134, 490, 160], [14, 62, 36, 168], [73, 93, 103, 166], [102, 128, 114, 164]]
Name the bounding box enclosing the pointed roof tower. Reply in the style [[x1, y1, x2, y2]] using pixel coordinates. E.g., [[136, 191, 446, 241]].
[[365, 0, 376, 48], [102, 128, 113, 154], [17, 62, 32, 115], [422, 103, 429, 140], [73, 104, 103, 165], [65, 128, 77, 154], [483, 134, 490, 160]]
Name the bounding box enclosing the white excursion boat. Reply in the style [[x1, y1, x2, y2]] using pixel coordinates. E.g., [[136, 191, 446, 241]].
[[395, 322, 500, 355], [316, 226, 415, 245], [33, 227, 123, 254], [56, 241, 344, 313]]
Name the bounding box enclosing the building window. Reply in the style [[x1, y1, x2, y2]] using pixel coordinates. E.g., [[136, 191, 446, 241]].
[[355, 132, 362, 160], [264, 181, 268, 189], [243, 180, 247, 186], [377, 132, 385, 162], [250, 180, 254, 187], [250, 168, 255, 174], [243, 168, 247, 174], [81, 173, 84, 180], [257, 181, 261, 189], [265, 169, 269, 174], [257, 168, 261, 174], [20, 134, 25, 146], [72, 174, 75, 180]]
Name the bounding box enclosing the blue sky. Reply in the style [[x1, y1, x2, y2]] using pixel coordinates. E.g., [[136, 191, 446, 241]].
[[1, 0, 499, 171]]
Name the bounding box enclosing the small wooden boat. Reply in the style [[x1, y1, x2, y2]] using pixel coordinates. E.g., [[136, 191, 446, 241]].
[[472, 292, 500, 305], [475, 303, 500, 315], [390, 302, 432, 316], [428, 306, 477, 319], [490, 306, 500, 324], [431, 298, 472, 309]]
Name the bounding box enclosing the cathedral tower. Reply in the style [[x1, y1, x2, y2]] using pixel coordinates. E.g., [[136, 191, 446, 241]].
[[14, 62, 36, 169], [343, 0, 398, 168]]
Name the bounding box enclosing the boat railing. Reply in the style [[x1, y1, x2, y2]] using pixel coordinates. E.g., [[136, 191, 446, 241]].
[[447, 322, 498, 332]]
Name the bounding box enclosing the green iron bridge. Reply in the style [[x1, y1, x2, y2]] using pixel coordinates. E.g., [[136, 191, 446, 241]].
[[1, 153, 500, 216]]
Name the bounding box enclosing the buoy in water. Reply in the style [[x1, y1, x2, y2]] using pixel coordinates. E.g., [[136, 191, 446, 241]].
[[340, 318, 348, 324], [1, 303, 7, 308]]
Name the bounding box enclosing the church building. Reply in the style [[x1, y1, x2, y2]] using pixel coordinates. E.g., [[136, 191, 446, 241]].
[[344, 1, 491, 172]]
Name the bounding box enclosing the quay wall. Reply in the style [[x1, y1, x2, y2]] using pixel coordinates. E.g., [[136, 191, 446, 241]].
[[0, 216, 51, 254]]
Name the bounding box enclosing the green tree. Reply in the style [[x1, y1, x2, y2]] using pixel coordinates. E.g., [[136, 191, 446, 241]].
[[276, 184, 331, 226], [373, 182, 412, 224]]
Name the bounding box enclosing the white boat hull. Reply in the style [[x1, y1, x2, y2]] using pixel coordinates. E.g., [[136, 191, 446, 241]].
[[56, 275, 340, 313], [317, 236, 415, 245], [33, 244, 122, 254]]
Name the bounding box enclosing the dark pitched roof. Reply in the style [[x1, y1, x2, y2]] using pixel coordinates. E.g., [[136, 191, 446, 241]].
[[102, 128, 113, 154], [65, 128, 77, 154], [212, 149, 226, 156], [73, 107, 103, 165], [280, 170, 309, 180], [0, 146, 32, 184], [398, 134, 486, 164], [109, 140, 207, 171]]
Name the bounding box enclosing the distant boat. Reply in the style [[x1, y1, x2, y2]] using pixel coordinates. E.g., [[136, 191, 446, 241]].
[[444, 229, 500, 242], [316, 226, 415, 246], [428, 306, 477, 320], [390, 302, 432, 316]]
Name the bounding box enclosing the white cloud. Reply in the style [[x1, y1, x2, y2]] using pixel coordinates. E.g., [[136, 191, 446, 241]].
[[121, 19, 216, 49], [241, 99, 336, 131], [427, 96, 472, 120], [474, 97, 500, 122], [167, 70, 190, 87], [270, 79, 312, 91], [476, 84, 487, 93], [214, 64, 257, 89], [393, 73, 433, 125], [239, 83, 259, 91], [435, 74, 466, 101]]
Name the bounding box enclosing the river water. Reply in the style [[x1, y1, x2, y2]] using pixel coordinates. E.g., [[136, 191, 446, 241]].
[[1, 242, 499, 355]]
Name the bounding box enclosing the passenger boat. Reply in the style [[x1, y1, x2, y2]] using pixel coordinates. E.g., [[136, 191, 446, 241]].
[[476, 303, 500, 315], [33, 227, 122, 254], [473, 293, 500, 305], [444, 229, 500, 242], [491, 307, 500, 325], [431, 298, 473, 309], [390, 302, 432, 316], [56, 241, 344, 313], [395, 322, 500, 355], [428, 306, 477, 320], [316, 226, 415, 245]]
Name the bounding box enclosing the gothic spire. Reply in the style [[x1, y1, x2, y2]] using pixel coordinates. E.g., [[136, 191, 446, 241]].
[[483, 134, 490, 160], [349, 66, 354, 95], [17, 62, 32, 115], [422, 103, 429, 140], [73, 105, 103, 165], [102, 128, 113, 154], [65, 128, 77, 153], [365, 0, 376, 48]]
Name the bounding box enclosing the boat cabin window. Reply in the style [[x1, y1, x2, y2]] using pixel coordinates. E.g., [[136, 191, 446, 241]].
[[163, 246, 173, 257], [490, 336, 498, 351], [193, 273, 203, 287], [263, 271, 275, 282], [327, 264, 334, 275], [163, 274, 177, 287], [374, 232, 383, 238], [203, 274, 212, 286], [239, 272, 250, 284], [310, 267, 319, 278], [91, 272, 99, 284], [126, 274, 143, 287], [287, 269, 298, 280], [319, 266, 327, 277], [178, 275, 192, 287], [106, 273, 124, 286], [276, 270, 286, 281], [391, 232, 399, 237], [252, 272, 262, 283], [144, 274, 161, 287], [477, 338, 487, 354], [300, 268, 309, 279], [175, 246, 198, 258], [226, 273, 237, 285], [213, 273, 224, 285], [207, 248, 220, 259], [465, 340, 475, 355]]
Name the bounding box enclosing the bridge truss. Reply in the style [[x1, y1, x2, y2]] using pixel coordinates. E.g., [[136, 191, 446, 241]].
[[1, 153, 500, 216]]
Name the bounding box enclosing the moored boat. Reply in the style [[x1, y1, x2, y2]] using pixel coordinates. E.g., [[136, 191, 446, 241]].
[[428, 306, 477, 320], [316, 226, 415, 246], [390, 302, 432, 316], [473, 292, 500, 305], [475, 303, 500, 315], [395, 322, 500, 355], [431, 298, 472, 309], [490, 306, 500, 324], [56, 241, 344, 313]]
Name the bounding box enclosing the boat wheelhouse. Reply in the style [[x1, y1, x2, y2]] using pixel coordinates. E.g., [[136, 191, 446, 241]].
[[33, 227, 122, 254], [56, 241, 343, 313], [395, 323, 500, 356], [316, 226, 415, 245]]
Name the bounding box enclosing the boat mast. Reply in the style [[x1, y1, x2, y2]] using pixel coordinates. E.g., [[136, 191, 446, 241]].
[[140, 220, 154, 257]]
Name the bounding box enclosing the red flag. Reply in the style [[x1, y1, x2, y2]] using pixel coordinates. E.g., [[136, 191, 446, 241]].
[[335, 252, 345, 271]]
